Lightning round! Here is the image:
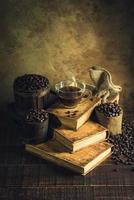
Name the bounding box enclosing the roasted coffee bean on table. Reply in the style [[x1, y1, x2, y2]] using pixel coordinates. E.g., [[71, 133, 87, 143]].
[[65, 110, 78, 118], [25, 109, 48, 123], [14, 74, 49, 92], [96, 102, 122, 117], [108, 120, 134, 165]]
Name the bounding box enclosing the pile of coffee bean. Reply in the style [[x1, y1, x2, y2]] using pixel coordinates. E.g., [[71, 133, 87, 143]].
[[14, 74, 49, 92], [108, 120, 134, 165], [25, 109, 48, 123], [96, 102, 122, 117], [65, 110, 78, 118]]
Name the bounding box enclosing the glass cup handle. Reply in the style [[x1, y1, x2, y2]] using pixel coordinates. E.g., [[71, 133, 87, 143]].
[[80, 87, 93, 103]]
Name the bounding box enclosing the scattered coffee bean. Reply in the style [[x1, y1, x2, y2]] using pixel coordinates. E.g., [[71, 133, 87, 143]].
[[68, 116, 74, 118], [65, 110, 78, 118], [74, 110, 78, 113], [72, 113, 76, 116], [96, 102, 122, 117], [65, 111, 71, 114], [25, 109, 48, 123], [68, 114, 75, 118], [14, 74, 49, 93], [108, 120, 134, 165]]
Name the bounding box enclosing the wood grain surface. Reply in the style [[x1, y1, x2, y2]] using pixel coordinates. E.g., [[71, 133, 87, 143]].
[[0, 110, 134, 200]]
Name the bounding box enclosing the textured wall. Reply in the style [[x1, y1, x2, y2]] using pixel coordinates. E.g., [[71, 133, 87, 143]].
[[0, 0, 134, 112]]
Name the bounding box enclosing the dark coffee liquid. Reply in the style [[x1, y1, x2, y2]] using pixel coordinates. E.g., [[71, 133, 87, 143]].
[[59, 86, 82, 107]]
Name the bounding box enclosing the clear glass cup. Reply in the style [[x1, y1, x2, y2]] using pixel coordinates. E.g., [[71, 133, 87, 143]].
[[55, 79, 87, 108]]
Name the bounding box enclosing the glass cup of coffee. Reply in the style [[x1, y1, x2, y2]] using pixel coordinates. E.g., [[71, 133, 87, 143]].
[[55, 79, 87, 108]]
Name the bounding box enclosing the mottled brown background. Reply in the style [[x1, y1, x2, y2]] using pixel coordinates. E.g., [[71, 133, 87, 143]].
[[0, 0, 134, 113]]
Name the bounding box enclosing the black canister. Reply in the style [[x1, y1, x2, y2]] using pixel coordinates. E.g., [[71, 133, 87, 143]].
[[13, 74, 50, 112], [24, 109, 49, 144]]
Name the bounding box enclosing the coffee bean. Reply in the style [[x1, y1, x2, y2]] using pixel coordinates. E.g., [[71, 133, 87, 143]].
[[68, 115, 74, 118], [65, 111, 71, 114], [74, 110, 78, 113], [71, 113, 76, 116], [108, 120, 134, 165], [14, 74, 49, 93], [25, 109, 48, 123], [96, 102, 122, 117]]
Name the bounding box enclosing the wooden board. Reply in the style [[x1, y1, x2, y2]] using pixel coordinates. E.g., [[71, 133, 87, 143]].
[[0, 186, 134, 200], [1, 103, 134, 200]]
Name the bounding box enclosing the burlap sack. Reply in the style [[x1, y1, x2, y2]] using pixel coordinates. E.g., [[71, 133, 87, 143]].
[[107, 94, 120, 104], [95, 109, 123, 135]]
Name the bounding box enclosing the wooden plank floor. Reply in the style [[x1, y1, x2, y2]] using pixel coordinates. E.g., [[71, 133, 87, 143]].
[[0, 110, 134, 200]]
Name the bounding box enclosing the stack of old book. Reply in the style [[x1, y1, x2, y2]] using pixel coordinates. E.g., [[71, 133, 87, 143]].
[[26, 97, 112, 175]]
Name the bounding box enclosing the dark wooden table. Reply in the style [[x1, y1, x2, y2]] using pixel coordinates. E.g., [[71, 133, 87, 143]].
[[0, 110, 134, 200]]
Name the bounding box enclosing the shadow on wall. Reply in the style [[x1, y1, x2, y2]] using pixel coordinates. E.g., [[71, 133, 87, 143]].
[[0, 0, 134, 112]]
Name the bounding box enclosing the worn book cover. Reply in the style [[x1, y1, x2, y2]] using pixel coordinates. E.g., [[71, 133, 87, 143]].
[[54, 120, 107, 152], [47, 97, 101, 130], [25, 140, 112, 175]]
